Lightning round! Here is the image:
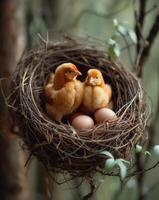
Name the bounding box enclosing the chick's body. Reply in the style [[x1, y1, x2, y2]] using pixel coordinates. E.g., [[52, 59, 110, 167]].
[[82, 69, 112, 113], [45, 63, 83, 122]]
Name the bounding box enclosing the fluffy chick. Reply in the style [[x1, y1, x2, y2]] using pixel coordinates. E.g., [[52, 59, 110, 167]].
[[44, 63, 84, 122], [82, 69, 112, 113]]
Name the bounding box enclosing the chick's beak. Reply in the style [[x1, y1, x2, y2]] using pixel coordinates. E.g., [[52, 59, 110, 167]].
[[75, 70, 82, 76], [89, 77, 94, 84], [88, 77, 97, 86]]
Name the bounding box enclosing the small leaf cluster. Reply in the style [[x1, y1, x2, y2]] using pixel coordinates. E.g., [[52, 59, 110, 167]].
[[107, 38, 120, 60], [135, 144, 151, 156], [153, 145, 159, 156], [100, 151, 130, 180], [113, 19, 137, 43], [107, 19, 137, 60], [135, 144, 159, 157]]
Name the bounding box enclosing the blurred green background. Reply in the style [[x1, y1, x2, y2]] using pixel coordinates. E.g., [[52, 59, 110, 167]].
[[0, 0, 159, 200]]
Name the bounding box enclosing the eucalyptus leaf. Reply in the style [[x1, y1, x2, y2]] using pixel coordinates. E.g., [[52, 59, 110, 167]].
[[153, 145, 159, 155], [135, 144, 142, 153], [107, 38, 116, 46], [116, 159, 127, 180], [105, 158, 116, 171], [118, 158, 130, 164], [117, 25, 128, 35], [129, 30, 137, 43], [108, 44, 120, 60], [144, 151, 151, 156], [113, 44, 120, 57], [113, 19, 118, 27], [100, 150, 114, 159]]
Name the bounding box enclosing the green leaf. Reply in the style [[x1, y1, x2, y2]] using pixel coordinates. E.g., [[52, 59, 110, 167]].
[[108, 45, 120, 60], [129, 30, 137, 43], [113, 19, 118, 27], [108, 46, 115, 59], [107, 38, 116, 46], [105, 158, 116, 171], [100, 150, 114, 159], [119, 159, 130, 164], [116, 159, 127, 180], [135, 144, 142, 153], [144, 151, 151, 156], [113, 44, 120, 57], [153, 145, 159, 155], [117, 25, 128, 35]]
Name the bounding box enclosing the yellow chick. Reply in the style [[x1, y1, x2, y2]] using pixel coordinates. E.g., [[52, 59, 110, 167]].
[[82, 69, 112, 114], [44, 63, 84, 122]]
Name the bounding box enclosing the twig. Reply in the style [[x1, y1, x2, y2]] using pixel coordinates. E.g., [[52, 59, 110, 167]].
[[118, 31, 134, 68], [138, 0, 147, 29], [137, 12, 159, 72], [71, 1, 130, 27], [135, 153, 145, 200], [82, 179, 96, 200], [121, 43, 135, 51], [134, 0, 147, 55], [144, 4, 158, 15], [127, 161, 159, 178]]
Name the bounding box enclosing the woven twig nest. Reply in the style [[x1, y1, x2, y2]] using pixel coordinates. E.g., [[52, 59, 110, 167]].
[[9, 37, 149, 179]]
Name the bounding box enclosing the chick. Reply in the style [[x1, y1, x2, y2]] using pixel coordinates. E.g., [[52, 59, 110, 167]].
[[44, 63, 84, 122], [82, 69, 112, 114], [45, 73, 55, 104]]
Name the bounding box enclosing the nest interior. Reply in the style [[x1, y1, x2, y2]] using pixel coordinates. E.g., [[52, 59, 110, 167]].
[[9, 38, 149, 178]]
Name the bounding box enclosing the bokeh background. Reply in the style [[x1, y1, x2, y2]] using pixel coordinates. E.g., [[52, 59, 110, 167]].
[[0, 0, 159, 200]]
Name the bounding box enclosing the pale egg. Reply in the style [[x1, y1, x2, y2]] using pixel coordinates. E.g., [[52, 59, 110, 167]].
[[94, 108, 117, 123], [70, 112, 83, 123], [71, 115, 94, 129]]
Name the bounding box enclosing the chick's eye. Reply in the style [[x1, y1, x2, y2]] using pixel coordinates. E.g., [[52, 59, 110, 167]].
[[95, 76, 98, 79], [66, 70, 72, 74]]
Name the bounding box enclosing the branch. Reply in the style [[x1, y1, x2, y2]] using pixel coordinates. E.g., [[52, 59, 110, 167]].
[[138, 13, 159, 68], [71, 1, 130, 28], [127, 161, 159, 178], [145, 4, 158, 15], [135, 153, 145, 200], [82, 179, 96, 200], [134, 0, 147, 55], [138, 0, 147, 29], [135, 12, 159, 77]]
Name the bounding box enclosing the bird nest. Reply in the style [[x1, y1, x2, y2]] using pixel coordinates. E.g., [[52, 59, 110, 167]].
[[8, 37, 149, 180]]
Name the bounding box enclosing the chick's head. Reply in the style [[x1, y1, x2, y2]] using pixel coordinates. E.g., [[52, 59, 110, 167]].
[[85, 69, 105, 86], [56, 63, 81, 81]]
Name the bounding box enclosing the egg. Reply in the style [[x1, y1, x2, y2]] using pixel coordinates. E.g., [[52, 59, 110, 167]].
[[70, 112, 83, 123], [71, 115, 94, 129], [94, 108, 117, 123]]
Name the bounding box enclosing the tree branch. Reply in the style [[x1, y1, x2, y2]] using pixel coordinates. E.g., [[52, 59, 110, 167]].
[[134, 0, 147, 55], [138, 13, 159, 70]]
